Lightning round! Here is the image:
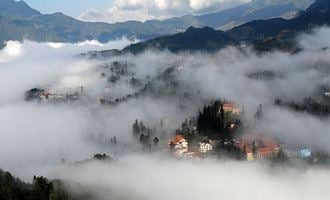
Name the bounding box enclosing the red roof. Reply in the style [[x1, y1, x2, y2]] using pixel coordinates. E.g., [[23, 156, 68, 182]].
[[223, 103, 235, 108], [234, 134, 279, 154], [169, 135, 185, 145]]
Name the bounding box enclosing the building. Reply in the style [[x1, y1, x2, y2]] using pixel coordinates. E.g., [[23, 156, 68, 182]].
[[39, 92, 66, 101], [299, 148, 312, 158], [234, 134, 280, 161], [199, 140, 213, 153], [169, 135, 189, 157], [223, 103, 242, 115]]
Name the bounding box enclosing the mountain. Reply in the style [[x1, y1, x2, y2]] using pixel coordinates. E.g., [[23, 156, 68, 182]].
[[250, 0, 314, 10], [228, 0, 330, 41], [118, 0, 330, 54], [0, 1, 165, 48], [144, 0, 315, 31], [0, 0, 40, 18], [122, 27, 234, 54], [0, 0, 315, 48]]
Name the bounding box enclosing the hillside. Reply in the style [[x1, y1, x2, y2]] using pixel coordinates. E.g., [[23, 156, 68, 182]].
[[122, 27, 234, 54], [120, 0, 329, 54], [228, 0, 330, 41]]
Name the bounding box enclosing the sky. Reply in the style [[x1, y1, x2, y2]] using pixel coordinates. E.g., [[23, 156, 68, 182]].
[[23, 0, 250, 23], [24, 0, 112, 16]]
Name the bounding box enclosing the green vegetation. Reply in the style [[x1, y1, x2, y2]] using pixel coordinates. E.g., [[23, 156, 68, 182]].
[[197, 101, 242, 139], [0, 169, 93, 200]]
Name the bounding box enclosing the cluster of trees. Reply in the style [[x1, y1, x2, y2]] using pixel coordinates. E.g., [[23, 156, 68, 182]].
[[275, 97, 330, 116], [106, 61, 129, 84], [132, 120, 154, 138], [24, 88, 45, 101], [132, 120, 159, 151], [100, 65, 196, 108], [216, 140, 247, 160], [197, 101, 225, 135], [0, 169, 90, 200], [0, 169, 31, 200], [197, 101, 242, 139], [92, 154, 113, 161], [98, 89, 144, 106]]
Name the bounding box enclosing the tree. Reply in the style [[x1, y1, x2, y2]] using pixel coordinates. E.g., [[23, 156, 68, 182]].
[[255, 104, 263, 119], [132, 119, 140, 138], [252, 140, 257, 157], [153, 137, 159, 146], [32, 176, 52, 200]]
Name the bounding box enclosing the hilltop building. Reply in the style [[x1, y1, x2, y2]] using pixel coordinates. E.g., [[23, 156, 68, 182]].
[[234, 134, 280, 161], [222, 103, 242, 115]]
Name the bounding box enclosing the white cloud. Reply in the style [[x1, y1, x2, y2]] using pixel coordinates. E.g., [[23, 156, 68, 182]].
[[54, 156, 330, 200], [1, 27, 330, 186], [79, 0, 250, 23], [0, 41, 24, 62]]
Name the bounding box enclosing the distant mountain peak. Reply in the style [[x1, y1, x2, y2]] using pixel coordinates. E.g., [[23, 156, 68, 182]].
[[0, 0, 321, 48], [250, 0, 314, 10], [118, 0, 330, 55], [0, 0, 41, 18]]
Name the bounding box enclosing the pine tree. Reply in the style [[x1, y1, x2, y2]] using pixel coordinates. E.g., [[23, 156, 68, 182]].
[[252, 140, 257, 157], [132, 119, 140, 138]]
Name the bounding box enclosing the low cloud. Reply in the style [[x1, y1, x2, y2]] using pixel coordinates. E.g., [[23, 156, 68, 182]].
[[0, 26, 329, 196], [54, 155, 330, 200]]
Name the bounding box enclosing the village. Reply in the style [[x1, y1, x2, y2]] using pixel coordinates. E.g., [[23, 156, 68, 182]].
[[24, 86, 85, 103], [151, 102, 316, 162], [23, 83, 325, 163], [165, 102, 282, 161]]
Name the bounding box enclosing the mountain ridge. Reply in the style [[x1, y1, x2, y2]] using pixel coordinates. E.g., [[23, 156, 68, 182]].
[[113, 0, 330, 54], [0, 0, 315, 48]]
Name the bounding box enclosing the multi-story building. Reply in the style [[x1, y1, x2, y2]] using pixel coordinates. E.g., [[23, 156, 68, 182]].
[[234, 134, 280, 161]]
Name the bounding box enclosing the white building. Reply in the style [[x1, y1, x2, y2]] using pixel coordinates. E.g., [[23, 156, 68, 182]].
[[199, 141, 213, 153]]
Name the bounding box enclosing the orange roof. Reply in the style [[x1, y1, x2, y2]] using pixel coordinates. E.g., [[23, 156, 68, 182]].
[[258, 147, 277, 153], [234, 134, 279, 154], [223, 103, 241, 111], [169, 135, 185, 145], [223, 103, 235, 108]]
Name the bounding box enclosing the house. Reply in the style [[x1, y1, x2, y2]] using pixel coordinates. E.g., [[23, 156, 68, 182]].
[[234, 134, 280, 161], [169, 135, 189, 157], [199, 140, 213, 153], [223, 103, 242, 115], [39, 92, 66, 101], [299, 148, 312, 158]]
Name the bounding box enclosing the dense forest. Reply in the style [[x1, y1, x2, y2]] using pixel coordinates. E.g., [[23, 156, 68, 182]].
[[0, 169, 70, 200], [275, 97, 330, 116], [0, 154, 115, 200]]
